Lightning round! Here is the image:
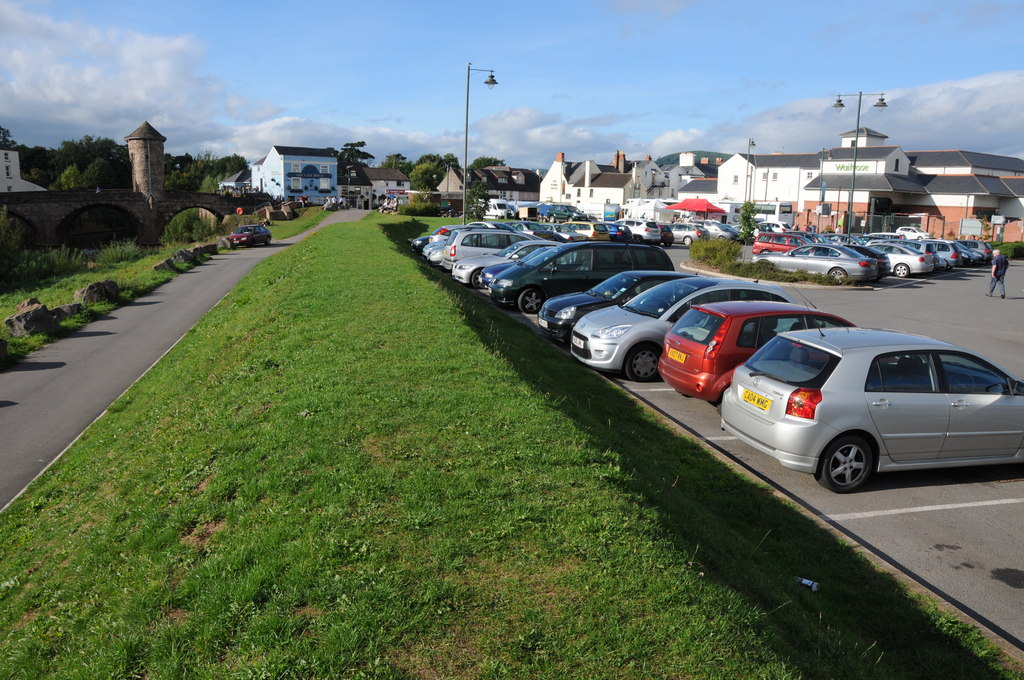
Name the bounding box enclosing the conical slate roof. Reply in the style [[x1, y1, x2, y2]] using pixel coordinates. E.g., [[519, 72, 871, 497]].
[[125, 121, 166, 142]]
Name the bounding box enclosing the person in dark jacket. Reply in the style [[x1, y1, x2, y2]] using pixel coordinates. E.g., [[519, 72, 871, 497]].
[[987, 249, 1008, 298]]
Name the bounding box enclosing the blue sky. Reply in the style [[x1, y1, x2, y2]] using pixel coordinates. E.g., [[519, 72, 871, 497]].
[[2, 0, 1024, 170]]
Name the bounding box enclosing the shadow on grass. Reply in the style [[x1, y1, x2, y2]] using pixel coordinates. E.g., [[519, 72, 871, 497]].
[[380, 220, 1017, 679]]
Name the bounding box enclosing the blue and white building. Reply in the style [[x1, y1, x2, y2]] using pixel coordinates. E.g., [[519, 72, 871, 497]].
[[250, 146, 338, 203]]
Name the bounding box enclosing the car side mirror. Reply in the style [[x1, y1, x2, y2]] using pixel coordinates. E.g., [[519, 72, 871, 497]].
[[1012, 380, 1024, 396]]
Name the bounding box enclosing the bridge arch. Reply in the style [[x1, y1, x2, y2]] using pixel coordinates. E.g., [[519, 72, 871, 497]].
[[55, 203, 142, 248]]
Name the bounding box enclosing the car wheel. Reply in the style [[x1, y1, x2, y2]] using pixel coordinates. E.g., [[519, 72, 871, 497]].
[[622, 343, 662, 382], [470, 269, 484, 289], [682, 236, 693, 246], [516, 287, 545, 314], [632, 234, 644, 243], [815, 435, 874, 493], [827, 267, 848, 281], [893, 263, 910, 278]]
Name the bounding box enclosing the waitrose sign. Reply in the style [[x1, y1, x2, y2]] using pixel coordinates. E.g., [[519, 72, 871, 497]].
[[834, 163, 870, 172]]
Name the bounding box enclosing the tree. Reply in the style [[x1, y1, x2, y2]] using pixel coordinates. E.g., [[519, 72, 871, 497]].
[[54, 164, 85, 190], [739, 201, 757, 243], [465, 181, 490, 221], [470, 156, 505, 170], [409, 162, 444, 192], [338, 141, 374, 167], [380, 153, 413, 176], [52, 136, 130, 188], [0, 125, 15, 147]]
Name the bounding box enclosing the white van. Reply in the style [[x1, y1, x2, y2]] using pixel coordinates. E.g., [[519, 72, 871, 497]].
[[485, 199, 514, 219]]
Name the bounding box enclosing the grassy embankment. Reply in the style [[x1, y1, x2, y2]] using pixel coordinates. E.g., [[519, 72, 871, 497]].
[[0, 212, 1021, 678], [0, 210, 327, 367]]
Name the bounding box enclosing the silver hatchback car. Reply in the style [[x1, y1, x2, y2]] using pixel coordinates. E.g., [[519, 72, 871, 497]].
[[721, 328, 1024, 493], [570, 278, 794, 381]]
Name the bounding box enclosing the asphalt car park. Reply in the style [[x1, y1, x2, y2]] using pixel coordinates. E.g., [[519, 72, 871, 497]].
[[464, 243, 1024, 655]]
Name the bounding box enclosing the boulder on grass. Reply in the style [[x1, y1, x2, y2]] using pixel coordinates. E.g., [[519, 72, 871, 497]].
[[172, 249, 197, 264], [74, 280, 120, 304], [52, 303, 83, 322], [218, 237, 236, 250], [16, 298, 44, 313], [153, 258, 176, 272], [4, 305, 60, 337]]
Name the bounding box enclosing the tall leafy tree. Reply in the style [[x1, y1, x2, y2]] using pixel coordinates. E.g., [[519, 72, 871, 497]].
[[380, 153, 413, 176], [465, 181, 491, 221], [470, 156, 505, 170], [409, 163, 444, 192], [0, 125, 16, 147], [338, 141, 374, 167]]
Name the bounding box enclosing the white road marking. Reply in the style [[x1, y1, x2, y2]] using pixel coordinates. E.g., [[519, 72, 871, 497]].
[[630, 387, 678, 392], [704, 436, 738, 442], [827, 498, 1024, 522]]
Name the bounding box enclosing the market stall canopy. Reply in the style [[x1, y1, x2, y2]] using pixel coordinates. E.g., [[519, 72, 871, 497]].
[[666, 198, 725, 213]]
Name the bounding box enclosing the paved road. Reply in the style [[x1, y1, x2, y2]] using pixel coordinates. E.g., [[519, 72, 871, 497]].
[[0, 210, 369, 511], [473, 243, 1024, 657]]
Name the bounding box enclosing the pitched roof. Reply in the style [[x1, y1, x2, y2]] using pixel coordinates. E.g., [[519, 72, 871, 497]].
[[804, 173, 929, 194], [839, 127, 888, 139], [824, 145, 902, 162], [272, 145, 336, 158], [678, 178, 719, 194], [921, 174, 1014, 197], [905, 150, 1024, 173], [364, 167, 409, 182], [746, 152, 821, 168], [589, 172, 632, 188]]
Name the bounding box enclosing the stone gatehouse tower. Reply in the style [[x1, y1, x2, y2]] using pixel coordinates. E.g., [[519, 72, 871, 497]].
[[125, 121, 166, 200]]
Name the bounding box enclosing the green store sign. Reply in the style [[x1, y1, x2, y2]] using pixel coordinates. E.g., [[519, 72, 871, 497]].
[[834, 163, 869, 172]]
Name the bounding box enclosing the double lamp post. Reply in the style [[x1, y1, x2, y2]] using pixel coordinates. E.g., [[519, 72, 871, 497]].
[[832, 91, 887, 232]]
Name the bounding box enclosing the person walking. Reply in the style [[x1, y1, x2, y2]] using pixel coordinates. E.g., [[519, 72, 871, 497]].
[[987, 248, 1008, 298]]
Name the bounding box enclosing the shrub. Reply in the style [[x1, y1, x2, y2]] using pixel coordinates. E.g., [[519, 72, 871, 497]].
[[398, 203, 441, 217], [95, 240, 145, 266], [690, 239, 742, 268], [0, 247, 85, 288], [993, 241, 1024, 258], [162, 208, 216, 244]]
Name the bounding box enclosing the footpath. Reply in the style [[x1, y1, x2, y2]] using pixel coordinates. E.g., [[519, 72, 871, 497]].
[[0, 210, 369, 510]]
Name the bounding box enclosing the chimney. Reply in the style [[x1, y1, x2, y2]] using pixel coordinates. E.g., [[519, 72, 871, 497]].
[[700, 157, 709, 164], [614, 150, 626, 173], [555, 152, 565, 162], [715, 158, 724, 165], [583, 160, 593, 187], [644, 154, 652, 161]]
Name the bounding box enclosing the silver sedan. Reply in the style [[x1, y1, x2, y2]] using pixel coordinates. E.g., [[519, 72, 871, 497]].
[[866, 242, 935, 277], [752, 244, 880, 282]]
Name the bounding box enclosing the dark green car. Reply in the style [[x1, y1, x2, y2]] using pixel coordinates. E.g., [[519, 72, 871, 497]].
[[487, 242, 675, 314]]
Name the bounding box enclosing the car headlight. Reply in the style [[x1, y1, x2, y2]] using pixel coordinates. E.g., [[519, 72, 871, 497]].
[[593, 324, 632, 339], [454, 263, 470, 271], [495, 278, 513, 287], [554, 306, 577, 320]]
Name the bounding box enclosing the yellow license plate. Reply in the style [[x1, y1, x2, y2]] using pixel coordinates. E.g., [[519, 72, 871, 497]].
[[667, 347, 686, 364], [742, 388, 772, 411]]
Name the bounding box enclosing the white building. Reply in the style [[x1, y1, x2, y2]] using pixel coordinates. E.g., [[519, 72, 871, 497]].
[[250, 146, 338, 204], [2, 147, 46, 192]]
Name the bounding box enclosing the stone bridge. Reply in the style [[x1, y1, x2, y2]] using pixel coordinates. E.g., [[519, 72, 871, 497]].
[[2, 190, 267, 247]]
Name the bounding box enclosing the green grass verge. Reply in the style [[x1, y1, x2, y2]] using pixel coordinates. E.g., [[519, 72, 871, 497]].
[[0, 213, 1020, 679]]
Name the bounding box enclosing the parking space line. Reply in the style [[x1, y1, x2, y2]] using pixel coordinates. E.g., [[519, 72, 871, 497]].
[[827, 498, 1024, 522], [629, 387, 678, 392], [705, 436, 738, 442]]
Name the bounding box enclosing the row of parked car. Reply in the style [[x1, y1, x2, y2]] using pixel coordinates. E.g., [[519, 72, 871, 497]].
[[749, 229, 995, 281], [410, 222, 1023, 494]]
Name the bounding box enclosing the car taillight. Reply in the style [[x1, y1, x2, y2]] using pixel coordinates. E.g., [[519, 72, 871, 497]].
[[950, 252, 958, 260], [857, 260, 871, 268], [918, 256, 925, 263], [703, 320, 730, 360], [786, 388, 822, 419], [449, 245, 456, 257]]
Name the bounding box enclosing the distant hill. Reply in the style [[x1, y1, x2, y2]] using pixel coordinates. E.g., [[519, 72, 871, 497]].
[[654, 150, 731, 166]]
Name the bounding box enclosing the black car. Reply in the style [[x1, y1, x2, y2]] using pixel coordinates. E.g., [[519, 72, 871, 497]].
[[537, 270, 694, 341]]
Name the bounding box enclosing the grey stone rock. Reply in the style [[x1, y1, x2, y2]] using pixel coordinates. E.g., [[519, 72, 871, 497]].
[[153, 258, 177, 272], [4, 306, 60, 337], [172, 249, 197, 264], [16, 298, 43, 313], [74, 280, 120, 304], [218, 236, 236, 250], [52, 303, 83, 322]]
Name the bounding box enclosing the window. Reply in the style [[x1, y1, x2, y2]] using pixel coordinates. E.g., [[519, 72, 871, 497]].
[[290, 178, 301, 190], [733, 175, 739, 184], [576, 188, 581, 197], [938, 353, 1008, 394], [756, 315, 804, 346], [806, 315, 851, 330], [762, 172, 768, 181], [865, 353, 937, 393], [594, 247, 631, 271], [291, 164, 300, 173], [589, 189, 594, 198], [319, 178, 330, 190], [553, 248, 593, 272], [320, 164, 328, 174], [807, 171, 813, 179], [771, 172, 778, 181], [894, 158, 900, 172]]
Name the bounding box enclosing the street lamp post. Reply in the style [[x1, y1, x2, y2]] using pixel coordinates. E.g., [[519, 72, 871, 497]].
[[833, 91, 887, 233], [743, 138, 756, 202], [463, 62, 497, 224]]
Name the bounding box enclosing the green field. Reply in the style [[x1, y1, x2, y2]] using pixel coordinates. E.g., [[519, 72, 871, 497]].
[[0, 213, 1020, 679]]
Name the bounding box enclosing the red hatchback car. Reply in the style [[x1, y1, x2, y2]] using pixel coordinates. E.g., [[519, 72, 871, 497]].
[[752, 232, 811, 254], [658, 301, 854, 404]]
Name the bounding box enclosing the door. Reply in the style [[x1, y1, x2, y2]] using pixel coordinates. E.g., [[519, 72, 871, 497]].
[[864, 352, 948, 461], [937, 352, 1024, 459], [543, 247, 596, 297]]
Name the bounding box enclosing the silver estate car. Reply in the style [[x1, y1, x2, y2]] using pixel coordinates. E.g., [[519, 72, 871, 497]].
[[451, 239, 557, 288], [721, 328, 1024, 493], [570, 278, 793, 381], [752, 244, 880, 282]]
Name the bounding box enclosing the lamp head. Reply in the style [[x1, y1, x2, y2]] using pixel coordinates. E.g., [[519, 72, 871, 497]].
[[484, 73, 498, 89], [873, 94, 887, 110], [833, 96, 845, 111]]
